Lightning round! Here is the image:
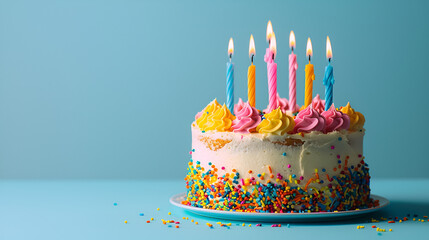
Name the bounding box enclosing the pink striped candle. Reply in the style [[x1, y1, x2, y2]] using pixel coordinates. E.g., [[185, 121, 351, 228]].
[[289, 31, 298, 112], [265, 33, 278, 113]]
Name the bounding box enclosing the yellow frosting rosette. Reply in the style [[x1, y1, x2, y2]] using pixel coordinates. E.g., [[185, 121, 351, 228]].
[[256, 107, 295, 135], [196, 99, 222, 130], [204, 104, 236, 132], [339, 102, 365, 131]]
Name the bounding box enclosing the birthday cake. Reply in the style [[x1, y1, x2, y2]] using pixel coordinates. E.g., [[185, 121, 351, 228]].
[[182, 23, 378, 213]]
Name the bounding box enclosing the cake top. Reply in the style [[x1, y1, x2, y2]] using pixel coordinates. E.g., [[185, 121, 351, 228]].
[[194, 97, 365, 135]]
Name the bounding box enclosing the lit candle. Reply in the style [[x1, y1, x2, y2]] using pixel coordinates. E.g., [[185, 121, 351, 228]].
[[289, 31, 298, 112], [265, 33, 278, 113], [323, 36, 334, 111], [226, 38, 234, 113], [266, 20, 274, 44], [248, 34, 256, 108], [304, 38, 315, 108]]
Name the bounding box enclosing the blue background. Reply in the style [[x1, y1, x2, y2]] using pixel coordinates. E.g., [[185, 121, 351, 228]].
[[1, 0, 428, 179]]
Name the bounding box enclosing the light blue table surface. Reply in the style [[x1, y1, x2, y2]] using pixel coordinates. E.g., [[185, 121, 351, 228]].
[[1, 179, 428, 240]]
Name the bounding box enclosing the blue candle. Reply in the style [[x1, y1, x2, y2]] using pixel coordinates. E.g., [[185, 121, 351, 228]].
[[323, 36, 334, 111], [226, 38, 234, 113], [323, 63, 334, 111]]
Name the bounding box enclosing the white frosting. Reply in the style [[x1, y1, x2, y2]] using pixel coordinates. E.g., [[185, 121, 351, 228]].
[[191, 123, 365, 190]]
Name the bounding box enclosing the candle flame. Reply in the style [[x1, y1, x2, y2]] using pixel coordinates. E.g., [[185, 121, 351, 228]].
[[270, 33, 277, 58], [249, 34, 255, 58], [326, 36, 332, 59], [306, 38, 313, 58], [228, 38, 234, 56], [289, 31, 296, 49], [266, 20, 274, 42]]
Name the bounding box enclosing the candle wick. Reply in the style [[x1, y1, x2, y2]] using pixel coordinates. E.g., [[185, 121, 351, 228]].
[[229, 54, 232, 62], [328, 58, 331, 63], [291, 47, 294, 52], [251, 54, 254, 64], [309, 55, 311, 63], [272, 53, 275, 60]]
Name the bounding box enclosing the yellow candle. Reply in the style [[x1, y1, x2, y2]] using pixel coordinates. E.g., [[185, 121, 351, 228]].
[[248, 64, 256, 107], [304, 38, 315, 108], [248, 35, 256, 107]]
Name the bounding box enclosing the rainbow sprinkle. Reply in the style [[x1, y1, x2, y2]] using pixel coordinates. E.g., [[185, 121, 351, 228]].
[[182, 157, 378, 213]]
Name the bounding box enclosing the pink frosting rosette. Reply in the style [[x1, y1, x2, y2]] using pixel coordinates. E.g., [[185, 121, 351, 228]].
[[232, 98, 261, 133], [321, 105, 350, 133], [293, 105, 326, 133], [311, 94, 326, 114], [263, 93, 299, 114]]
